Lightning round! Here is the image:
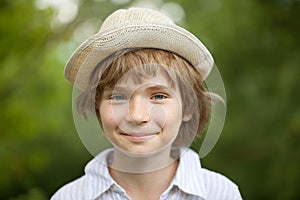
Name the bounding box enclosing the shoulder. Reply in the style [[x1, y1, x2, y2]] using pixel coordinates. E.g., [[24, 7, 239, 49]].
[[51, 149, 114, 200], [50, 176, 87, 200], [50, 168, 110, 200], [175, 148, 242, 199], [201, 168, 243, 200]]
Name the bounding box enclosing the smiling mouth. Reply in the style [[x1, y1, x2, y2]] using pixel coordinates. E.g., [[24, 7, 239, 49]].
[[120, 133, 158, 140]]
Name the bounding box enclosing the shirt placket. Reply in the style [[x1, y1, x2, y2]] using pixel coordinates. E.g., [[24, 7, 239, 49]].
[[111, 184, 130, 200]]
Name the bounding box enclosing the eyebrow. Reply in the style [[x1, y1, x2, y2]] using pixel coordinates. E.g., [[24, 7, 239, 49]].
[[145, 85, 171, 91], [103, 84, 171, 93], [103, 86, 130, 93]]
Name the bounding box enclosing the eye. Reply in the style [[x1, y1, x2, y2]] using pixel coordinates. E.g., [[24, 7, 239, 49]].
[[110, 94, 127, 101], [151, 94, 167, 100]]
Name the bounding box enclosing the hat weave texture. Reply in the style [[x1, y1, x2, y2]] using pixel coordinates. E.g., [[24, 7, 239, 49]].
[[65, 7, 214, 91]]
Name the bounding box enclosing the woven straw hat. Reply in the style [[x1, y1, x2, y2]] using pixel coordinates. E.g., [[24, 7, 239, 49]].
[[65, 7, 214, 91]]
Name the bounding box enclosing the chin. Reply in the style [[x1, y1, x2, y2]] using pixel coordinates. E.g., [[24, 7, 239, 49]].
[[119, 144, 172, 157]]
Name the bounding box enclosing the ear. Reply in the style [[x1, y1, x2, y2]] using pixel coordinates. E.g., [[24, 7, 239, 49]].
[[182, 113, 193, 122]]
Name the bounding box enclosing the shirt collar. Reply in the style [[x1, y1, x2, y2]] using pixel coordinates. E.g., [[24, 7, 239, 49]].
[[84, 148, 116, 199], [171, 147, 207, 199], [84, 148, 207, 199]]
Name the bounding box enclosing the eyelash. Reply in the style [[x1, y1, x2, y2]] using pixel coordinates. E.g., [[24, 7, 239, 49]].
[[109, 94, 127, 101], [151, 94, 168, 101], [108, 93, 169, 102]]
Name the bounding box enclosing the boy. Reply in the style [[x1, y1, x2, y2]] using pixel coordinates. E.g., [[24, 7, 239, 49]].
[[51, 7, 242, 200]]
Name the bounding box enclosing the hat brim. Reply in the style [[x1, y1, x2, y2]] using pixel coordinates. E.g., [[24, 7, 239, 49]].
[[65, 23, 214, 91]]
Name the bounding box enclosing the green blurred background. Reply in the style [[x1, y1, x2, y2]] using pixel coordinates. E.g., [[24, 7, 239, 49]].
[[1, 0, 299, 199]]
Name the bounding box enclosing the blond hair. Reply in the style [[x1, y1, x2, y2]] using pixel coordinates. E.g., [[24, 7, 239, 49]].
[[77, 48, 210, 146]]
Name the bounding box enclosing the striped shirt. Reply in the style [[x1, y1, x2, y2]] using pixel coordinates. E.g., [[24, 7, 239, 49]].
[[51, 148, 242, 200]]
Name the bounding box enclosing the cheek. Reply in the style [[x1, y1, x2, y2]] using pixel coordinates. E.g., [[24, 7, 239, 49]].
[[99, 104, 116, 131], [166, 102, 183, 129], [99, 103, 127, 131], [150, 103, 182, 129], [150, 105, 167, 127]]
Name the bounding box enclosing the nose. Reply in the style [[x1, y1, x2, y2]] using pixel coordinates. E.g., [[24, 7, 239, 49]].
[[126, 96, 150, 124]]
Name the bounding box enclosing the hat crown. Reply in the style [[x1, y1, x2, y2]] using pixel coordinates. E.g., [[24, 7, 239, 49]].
[[99, 7, 175, 33]]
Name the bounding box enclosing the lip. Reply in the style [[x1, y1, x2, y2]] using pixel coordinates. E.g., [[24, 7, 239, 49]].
[[120, 132, 158, 141]]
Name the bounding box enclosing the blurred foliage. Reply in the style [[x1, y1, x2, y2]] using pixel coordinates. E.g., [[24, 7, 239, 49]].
[[0, 0, 299, 199]]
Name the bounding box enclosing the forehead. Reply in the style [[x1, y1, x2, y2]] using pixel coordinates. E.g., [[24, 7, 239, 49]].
[[94, 48, 199, 98], [110, 69, 177, 94], [101, 68, 183, 104], [115, 64, 175, 86], [98, 60, 179, 92]]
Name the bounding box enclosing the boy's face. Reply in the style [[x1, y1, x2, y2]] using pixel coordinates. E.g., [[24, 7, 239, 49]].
[[98, 68, 190, 155]]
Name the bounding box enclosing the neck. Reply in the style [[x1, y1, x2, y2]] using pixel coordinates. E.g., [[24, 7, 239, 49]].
[[111, 146, 174, 173], [109, 146, 179, 200]]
